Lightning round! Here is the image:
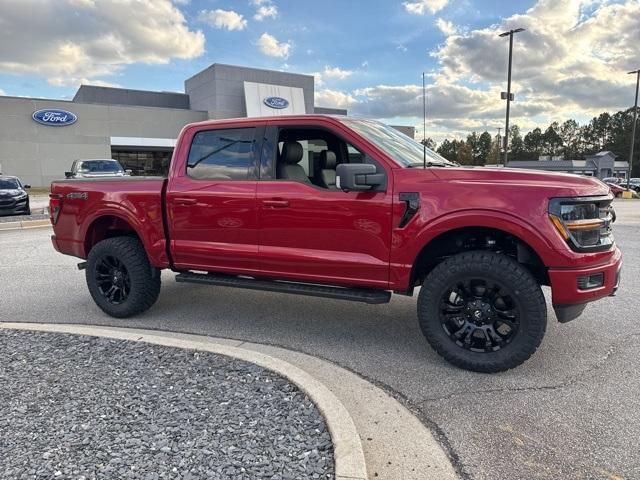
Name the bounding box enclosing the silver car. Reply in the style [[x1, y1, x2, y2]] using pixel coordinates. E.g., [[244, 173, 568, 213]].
[[65, 159, 129, 179]]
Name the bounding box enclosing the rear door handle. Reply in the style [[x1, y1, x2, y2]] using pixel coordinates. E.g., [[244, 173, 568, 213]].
[[174, 197, 197, 206], [262, 199, 289, 208]]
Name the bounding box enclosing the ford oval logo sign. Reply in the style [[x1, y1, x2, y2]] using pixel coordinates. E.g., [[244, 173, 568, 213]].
[[263, 96, 289, 109], [32, 108, 77, 126]]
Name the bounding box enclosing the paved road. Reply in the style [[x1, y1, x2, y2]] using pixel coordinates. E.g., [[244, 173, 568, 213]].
[[1, 200, 638, 480]]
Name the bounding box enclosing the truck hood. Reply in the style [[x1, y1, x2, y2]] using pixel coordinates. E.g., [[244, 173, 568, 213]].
[[428, 167, 610, 198], [0, 189, 25, 197]]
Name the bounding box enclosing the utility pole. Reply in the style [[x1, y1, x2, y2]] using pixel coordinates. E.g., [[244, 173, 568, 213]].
[[423, 71, 427, 169], [627, 69, 639, 189], [499, 28, 525, 167]]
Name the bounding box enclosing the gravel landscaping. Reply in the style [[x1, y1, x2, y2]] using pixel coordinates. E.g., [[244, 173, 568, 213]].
[[0, 330, 334, 479]]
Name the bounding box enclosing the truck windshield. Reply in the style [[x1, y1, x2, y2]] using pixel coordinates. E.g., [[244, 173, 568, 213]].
[[81, 161, 123, 173], [341, 118, 456, 167]]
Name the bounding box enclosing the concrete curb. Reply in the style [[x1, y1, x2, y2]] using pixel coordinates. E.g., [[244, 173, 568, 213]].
[[0, 322, 368, 480], [0, 219, 51, 231]]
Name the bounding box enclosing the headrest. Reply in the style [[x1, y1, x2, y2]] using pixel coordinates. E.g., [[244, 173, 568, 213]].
[[320, 150, 337, 169], [280, 141, 304, 164]]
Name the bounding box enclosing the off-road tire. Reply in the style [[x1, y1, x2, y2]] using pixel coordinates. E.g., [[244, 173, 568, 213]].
[[86, 237, 161, 318], [418, 251, 547, 373]]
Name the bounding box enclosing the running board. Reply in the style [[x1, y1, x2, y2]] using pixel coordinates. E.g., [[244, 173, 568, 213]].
[[175, 272, 391, 304]]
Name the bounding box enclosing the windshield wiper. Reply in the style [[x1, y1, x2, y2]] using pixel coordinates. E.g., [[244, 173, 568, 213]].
[[408, 161, 447, 168]]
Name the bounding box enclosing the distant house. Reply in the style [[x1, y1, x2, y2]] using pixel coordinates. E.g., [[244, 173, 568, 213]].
[[503, 151, 629, 179]]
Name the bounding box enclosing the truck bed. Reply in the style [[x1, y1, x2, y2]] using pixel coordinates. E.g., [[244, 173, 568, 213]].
[[50, 177, 169, 268]]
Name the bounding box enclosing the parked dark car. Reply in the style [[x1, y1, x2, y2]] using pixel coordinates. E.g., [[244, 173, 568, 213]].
[[627, 178, 640, 192], [0, 176, 31, 216], [65, 159, 128, 179]]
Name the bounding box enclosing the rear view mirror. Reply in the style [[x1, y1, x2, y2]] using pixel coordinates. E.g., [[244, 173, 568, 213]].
[[64, 171, 73, 179], [336, 163, 384, 192], [23, 184, 31, 189]]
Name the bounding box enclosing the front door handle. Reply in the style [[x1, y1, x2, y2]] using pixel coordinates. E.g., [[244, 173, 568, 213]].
[[262, 199, 289, 208], [174, 197, 197, 206]]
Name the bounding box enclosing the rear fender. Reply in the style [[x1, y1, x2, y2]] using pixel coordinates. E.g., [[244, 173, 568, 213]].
[[81, 202, 168, 268]]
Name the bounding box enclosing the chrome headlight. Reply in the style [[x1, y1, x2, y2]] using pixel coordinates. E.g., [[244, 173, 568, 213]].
[[549, 196, 614, 252], [15, 193, 28, 201]]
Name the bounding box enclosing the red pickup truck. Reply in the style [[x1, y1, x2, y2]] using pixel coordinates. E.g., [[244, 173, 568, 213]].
[[50, 115, 621, 372]]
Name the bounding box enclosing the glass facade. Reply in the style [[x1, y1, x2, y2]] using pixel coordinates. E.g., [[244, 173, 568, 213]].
[[111, 149, 172, 177]]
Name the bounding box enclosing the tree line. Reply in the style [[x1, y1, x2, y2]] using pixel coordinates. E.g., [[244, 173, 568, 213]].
[[423, 107, 640, 175]]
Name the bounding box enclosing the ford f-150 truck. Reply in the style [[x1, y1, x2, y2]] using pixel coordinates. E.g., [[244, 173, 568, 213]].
[[49, 115, 621, 372]]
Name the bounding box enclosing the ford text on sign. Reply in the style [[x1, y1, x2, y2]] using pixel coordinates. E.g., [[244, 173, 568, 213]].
[[32, 109, 78, 126]]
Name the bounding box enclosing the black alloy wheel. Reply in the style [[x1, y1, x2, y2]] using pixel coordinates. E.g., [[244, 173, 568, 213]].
[[439, 278, 520, 353], [94, 255, 131, 305], [86, 237, 161, 318], [418, 251, 547, 373]]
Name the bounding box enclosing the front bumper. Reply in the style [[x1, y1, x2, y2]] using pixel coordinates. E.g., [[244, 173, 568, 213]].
[[549, 246, 622, 322], [0, 200, 30, 216]]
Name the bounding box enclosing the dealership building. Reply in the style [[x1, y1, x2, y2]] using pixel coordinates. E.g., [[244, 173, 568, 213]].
[[1, 63, 417, 187]]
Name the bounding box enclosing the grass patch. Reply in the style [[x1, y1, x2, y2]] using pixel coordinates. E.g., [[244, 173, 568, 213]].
[[27, 187, 50, 195]]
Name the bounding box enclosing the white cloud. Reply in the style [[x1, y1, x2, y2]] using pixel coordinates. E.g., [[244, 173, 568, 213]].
[[434, 0, 640, 117], [0, 0, 204, 87], [323, 66, 354, 80], [315, 89, 358, 109], [311, 66, 355, 87], [198, 9, 247, 31], [435, 18, 457, 35], [332, 0, 640, 137], [254, 4, 278, 20], [404, 0, 449, 15], [257, 33, 292, 58], [0, 89, 5, 96]]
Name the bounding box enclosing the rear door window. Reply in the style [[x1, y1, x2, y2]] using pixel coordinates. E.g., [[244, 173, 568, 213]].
[[187, 128, 258, 180]]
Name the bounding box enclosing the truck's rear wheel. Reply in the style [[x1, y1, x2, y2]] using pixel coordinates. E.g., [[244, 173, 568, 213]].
[[417, 251, 546, 373], [86, 237, 161, 318]]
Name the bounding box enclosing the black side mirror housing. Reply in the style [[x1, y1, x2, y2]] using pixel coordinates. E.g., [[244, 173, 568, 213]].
[[336, 163, 384, 192], [64, 172, 73, 179], [23, 184, 31, 189]]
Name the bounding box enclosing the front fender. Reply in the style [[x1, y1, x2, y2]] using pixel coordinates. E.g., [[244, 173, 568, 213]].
[[389, 208, 562, 290]]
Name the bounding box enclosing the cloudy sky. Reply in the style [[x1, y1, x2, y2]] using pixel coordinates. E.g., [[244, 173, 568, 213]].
[[0, 0, 638, 141]]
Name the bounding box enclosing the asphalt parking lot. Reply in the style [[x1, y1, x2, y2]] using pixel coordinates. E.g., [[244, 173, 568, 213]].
[[1, 199, 638, 480]]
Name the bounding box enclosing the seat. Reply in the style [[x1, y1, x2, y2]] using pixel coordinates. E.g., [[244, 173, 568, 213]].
[[277, 141, 310, 183], [318, 150, 338, 189]]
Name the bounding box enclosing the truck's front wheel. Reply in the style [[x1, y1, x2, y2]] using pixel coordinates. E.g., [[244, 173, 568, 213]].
[[418, 251, 547, 373], [86, 237, 161, 318]]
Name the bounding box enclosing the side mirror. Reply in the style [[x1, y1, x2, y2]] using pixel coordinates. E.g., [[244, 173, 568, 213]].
[[336, 163, 384, 192], [64, 171, 73, 179], [125, 169, 133, 175], [23, 184, 31, 189]]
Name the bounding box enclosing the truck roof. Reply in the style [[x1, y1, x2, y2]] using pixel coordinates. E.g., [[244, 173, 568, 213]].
[[186, 113, 348, 129]]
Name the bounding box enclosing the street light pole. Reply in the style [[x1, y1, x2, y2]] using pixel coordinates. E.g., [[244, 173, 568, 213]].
[[422, 71, 427, 169], [499, 28, 525, 167], [627, 69, 639, 189]]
